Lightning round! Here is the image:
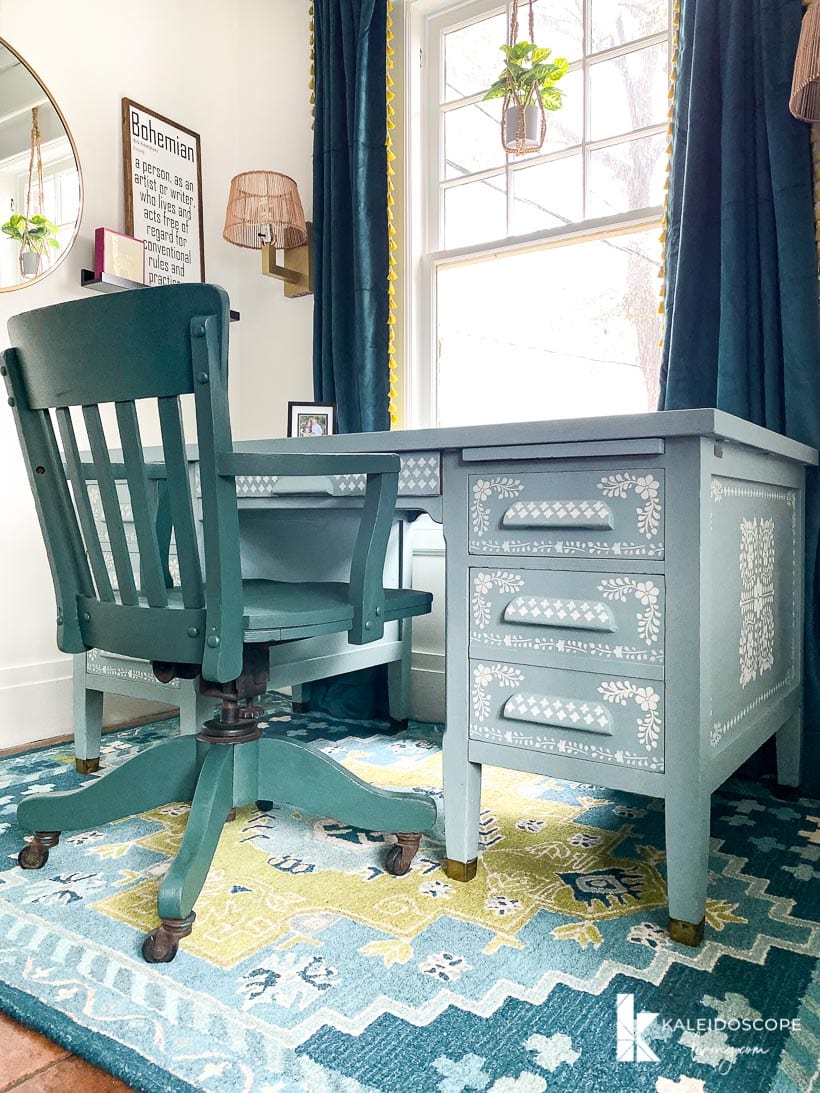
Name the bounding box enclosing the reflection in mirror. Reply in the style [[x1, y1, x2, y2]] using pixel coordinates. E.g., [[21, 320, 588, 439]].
[[0, 39, 81, 290]]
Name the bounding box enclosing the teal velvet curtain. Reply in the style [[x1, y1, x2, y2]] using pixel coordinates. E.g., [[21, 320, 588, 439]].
[[660, 0, 820, 792], [312, 0, 390, 435], [310, 0, 391, 719]]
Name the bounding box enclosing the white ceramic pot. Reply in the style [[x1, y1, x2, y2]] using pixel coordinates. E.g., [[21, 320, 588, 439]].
[[21, 250, 39, 276], [503, 104, 542, 150]]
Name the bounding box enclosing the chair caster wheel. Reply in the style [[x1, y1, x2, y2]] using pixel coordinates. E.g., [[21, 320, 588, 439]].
[[256, 799, 273, 812], [18, 843, 48, 869], [384, 832, 422, 876], [141, 914, 195, 963], [18, 832, 59, 870], [142, 927, 179, 963]]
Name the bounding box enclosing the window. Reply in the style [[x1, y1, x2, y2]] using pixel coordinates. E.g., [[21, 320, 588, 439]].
[[407, 0, 671, 427]]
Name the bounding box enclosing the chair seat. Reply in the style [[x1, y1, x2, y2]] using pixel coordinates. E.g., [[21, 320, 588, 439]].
[[240, 580, 432, 639]]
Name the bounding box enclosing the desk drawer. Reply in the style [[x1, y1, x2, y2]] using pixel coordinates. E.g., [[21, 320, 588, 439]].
[[469, 660, 664, 772], [228, 452, 441, 499], [468, 468, 664, 558], [470, 567, 664, 674]]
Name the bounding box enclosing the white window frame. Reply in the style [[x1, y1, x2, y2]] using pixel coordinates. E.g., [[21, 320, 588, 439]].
[[402, 0, 673, 429]]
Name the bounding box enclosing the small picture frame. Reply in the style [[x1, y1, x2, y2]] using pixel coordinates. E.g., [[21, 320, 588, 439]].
[[94, 227, 146, 283], [287, 401, 337, 438]]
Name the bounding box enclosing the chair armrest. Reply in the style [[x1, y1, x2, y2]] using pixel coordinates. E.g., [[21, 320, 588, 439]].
[[79, 461, 168, 480], [218, 449, 400, 645], [216, 451, 399, 478]]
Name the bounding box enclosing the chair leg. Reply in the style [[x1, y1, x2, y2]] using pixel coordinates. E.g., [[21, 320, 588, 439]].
[[17, 736, 201, 846], [144, 745, 234, 963], [250, 737, 436, 874]]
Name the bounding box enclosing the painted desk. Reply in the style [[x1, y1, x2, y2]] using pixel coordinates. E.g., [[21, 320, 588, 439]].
[[233, 409, 816, 945]]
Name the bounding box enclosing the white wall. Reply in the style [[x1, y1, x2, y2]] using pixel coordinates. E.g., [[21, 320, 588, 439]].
[[0, 0, 314, 746]]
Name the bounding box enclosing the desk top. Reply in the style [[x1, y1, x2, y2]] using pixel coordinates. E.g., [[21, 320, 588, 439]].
[[235, 409, 818, 466]]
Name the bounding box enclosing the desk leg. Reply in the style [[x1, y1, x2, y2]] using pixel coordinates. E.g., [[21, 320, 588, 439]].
[[443, 741, 481, 882], [73, 654, 103, 774], [774, 710, 802, 800], [387, 618, 412, 731], [665, 788, 710, 946]]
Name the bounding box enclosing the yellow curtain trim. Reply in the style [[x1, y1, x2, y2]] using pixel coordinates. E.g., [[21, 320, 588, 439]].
[[809, 1, 820, 303], [658, 0, 682, 340], [309, 2, 315, 129], [386, 0, 399, 426]]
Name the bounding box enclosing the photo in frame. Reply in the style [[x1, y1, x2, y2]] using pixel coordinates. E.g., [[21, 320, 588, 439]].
[[122, 98, 205, 285], [287, 401, 337, 438]]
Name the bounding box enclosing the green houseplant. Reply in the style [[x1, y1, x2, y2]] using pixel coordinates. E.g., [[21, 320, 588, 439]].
[[484, 41, 569, 153], [1, 211, 60, 276]]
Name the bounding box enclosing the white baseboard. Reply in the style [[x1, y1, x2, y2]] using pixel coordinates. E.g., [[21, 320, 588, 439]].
[[0, 646, 447, 751], [0, 658, 74, 749], [410, 650, 445, 723]]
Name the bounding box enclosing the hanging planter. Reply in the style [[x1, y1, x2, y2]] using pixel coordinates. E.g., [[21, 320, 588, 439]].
[[484, 0, 568, 156], [0, 107, 59, 279]]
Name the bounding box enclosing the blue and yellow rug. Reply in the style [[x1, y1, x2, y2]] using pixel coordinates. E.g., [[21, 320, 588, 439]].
[[0, 695, 817, 1092]]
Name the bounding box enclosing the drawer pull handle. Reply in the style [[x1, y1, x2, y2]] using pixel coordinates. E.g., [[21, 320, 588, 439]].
[[503, 596, 616, 632], [502, 692, 613, 735], [502, 499, 613, 529]]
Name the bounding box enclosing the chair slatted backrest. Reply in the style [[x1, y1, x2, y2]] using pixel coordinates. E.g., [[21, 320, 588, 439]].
[[2, 283, 243, 683]]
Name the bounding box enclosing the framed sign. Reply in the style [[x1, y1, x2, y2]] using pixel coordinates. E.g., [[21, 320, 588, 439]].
[[122, 98, 205, 285]]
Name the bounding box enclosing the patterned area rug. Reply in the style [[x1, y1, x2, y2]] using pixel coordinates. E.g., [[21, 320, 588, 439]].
[[0, 694, 817, 1093]]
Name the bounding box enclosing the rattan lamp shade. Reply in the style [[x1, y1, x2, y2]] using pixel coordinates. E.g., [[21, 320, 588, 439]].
[[223, 171, 307, 250], [790, 1, 820, 121]]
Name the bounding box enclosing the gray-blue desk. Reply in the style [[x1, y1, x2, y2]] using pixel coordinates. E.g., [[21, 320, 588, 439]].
[[77, 409, 816, 944]]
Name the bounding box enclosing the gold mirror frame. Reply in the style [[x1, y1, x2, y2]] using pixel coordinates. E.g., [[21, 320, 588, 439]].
[[0, 37, 83, 292]]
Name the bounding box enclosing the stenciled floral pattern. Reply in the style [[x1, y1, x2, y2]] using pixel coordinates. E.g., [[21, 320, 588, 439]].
[[597, 680, 662, 751], [472, 662, 524, 722], [598, 473, 662, 539], [471, 477, 524, 534], [597, 577, 662, 645], [738, 517, 775, 687]]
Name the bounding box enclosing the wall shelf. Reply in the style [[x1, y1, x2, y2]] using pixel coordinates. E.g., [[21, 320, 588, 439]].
[[80, 270, 240, 322]]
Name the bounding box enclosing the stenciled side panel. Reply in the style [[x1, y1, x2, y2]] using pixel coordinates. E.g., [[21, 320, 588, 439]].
[[709, 476, 799, 751]]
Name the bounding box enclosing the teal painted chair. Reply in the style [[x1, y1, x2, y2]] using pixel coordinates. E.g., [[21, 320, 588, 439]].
[[2, 283, 436, 963]]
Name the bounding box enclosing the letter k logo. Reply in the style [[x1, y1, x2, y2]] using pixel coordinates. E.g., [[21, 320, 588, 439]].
[[616, 992, 659, 1062]]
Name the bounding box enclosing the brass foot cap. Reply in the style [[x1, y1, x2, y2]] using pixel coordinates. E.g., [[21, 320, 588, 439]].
[[445, 857, 478, 883], [668, 916, 705, 946], [75, 758, 100, 774]]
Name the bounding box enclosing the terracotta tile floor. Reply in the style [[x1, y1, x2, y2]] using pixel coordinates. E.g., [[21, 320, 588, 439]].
[[0, 1012, 135, 1091]]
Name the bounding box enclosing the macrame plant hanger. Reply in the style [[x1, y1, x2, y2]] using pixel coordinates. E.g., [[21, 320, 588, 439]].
[[502, 0, 546, 154], [22, 106, 45, 276]]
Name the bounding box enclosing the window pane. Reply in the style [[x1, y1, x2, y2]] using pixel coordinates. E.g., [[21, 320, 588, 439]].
[[436, 227, 663, 427], [444, 11, 508, 102], [590, 0, 667, 52], [541, 68, 583, 154], [587, 132, 666, 217], [511, 155, 582, 234], [589, 43, 668, 141], [60, 171, 80, 225], [444, 99, 505, 179], [532, 0, 584, 63], [444, 175, 506, 248]]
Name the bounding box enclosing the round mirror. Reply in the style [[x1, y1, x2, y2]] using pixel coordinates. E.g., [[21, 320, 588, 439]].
[[0, 39, 82, 291]]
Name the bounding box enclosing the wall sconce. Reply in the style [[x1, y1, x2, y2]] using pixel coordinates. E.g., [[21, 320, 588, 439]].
[[223, 171, 313, 297]]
